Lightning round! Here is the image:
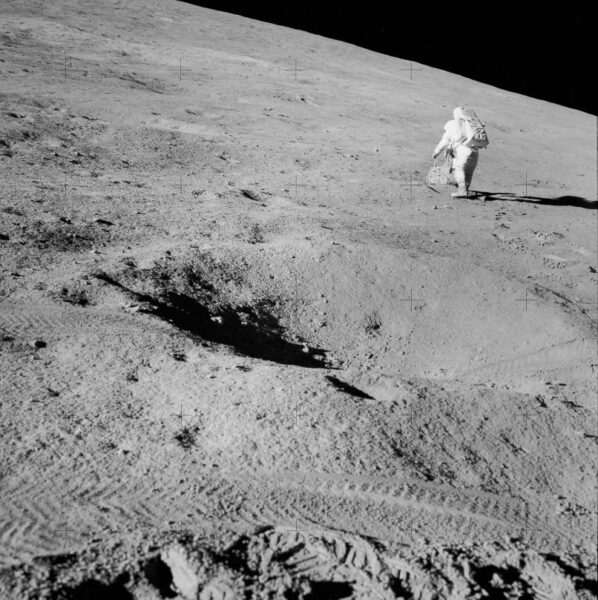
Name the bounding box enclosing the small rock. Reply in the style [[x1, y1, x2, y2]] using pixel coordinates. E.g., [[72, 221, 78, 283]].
[[210, 315, 223, 325], [162, 546, 200, 600], [0, 233, 9, 241], [30, 339, 47, 349], [590, 266, 597, 273]]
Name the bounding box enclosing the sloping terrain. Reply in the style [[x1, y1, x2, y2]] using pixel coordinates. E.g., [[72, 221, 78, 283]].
[[0, 0, 596, 598]]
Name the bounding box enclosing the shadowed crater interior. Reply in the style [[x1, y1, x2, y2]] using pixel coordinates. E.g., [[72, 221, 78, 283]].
[[95, 271, 329, 368]]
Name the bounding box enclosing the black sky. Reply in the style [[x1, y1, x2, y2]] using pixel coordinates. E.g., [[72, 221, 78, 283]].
[[186, 1, 595, 115]]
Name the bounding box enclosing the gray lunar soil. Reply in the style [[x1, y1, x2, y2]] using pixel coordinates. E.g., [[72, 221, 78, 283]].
[[0, 0, 597, 598]]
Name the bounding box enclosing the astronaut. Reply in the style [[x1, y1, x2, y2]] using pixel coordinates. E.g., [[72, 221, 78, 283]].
[[433, 108, 480, 198]]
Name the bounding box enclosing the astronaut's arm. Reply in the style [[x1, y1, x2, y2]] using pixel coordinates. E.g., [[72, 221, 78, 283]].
[[433, 132, 450, 158]]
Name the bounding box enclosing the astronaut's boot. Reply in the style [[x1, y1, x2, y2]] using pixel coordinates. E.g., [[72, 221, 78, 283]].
[[451, 182, 468, 198], [451, 169, 468, 198]]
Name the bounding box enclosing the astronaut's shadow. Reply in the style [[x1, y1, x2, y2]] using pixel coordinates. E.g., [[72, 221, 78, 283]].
[[472, 191, 597, 209]]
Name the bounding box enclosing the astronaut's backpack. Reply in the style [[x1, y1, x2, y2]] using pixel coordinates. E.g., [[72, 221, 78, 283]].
[[454, 106, 489, 149]]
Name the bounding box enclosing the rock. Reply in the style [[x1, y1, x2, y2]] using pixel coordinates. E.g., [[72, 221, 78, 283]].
[[161, 546, 200, 600], [0, 233, 9, 240], [29, 339, 47, 349]]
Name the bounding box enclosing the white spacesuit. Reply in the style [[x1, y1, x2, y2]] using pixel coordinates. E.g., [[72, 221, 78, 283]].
[[433, 108, 479, 198]]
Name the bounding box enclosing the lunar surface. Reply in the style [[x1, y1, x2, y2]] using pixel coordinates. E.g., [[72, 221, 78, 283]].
[[1, 0, 597, 598]]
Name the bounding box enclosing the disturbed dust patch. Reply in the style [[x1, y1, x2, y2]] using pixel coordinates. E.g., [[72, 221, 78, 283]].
[[1, 528, 594, 600]]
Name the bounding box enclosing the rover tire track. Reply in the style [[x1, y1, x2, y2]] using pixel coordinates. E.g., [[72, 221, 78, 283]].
[[1, 460, 578, 567]]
